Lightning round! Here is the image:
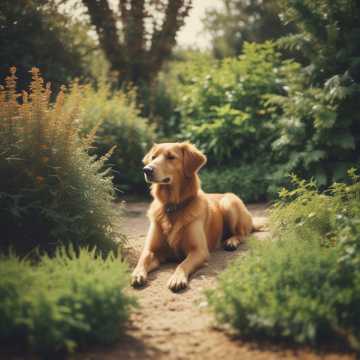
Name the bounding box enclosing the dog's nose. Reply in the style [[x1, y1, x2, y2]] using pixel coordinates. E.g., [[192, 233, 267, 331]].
[[143, 166, 154, 178]]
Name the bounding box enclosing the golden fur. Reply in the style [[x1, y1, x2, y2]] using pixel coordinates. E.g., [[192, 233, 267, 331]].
[[132, 142, 255, 292]]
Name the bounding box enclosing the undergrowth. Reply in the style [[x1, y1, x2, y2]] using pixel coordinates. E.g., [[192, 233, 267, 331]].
[[0, 68, 120, 256], [0, 247, 135, 356], [67, 81, 155, 194], [207, 169, 360, 351]]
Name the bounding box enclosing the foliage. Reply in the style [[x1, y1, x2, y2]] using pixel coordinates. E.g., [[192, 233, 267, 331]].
[[0, 0, 98, 92], [207, 170, 360, 350], [269, 0, 360, 185], [203, 0, 294, 58], [153, 50, 216, 138], [0, 247, 135, 355], [67, 81, 155, 193], [0, 68, 119, 256], [177, 42, 292, 167], [173, 0, 360, 193], [200, 164, 270, 202], [142, 78, 180, 138]]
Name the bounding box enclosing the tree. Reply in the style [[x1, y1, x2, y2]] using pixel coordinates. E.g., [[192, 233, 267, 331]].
[[203, 0, 293, 58], [80, 0, 192, 88], [0, 0, 95, 92]]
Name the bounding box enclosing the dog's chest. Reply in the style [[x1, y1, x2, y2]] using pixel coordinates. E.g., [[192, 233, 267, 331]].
[[158, 213, 187, 250], [151, 200, 203, 250], [166, 231, 183, 253]]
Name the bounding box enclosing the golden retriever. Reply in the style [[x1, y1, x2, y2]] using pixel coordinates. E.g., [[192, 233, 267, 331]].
[[132, 142, 256, 292]]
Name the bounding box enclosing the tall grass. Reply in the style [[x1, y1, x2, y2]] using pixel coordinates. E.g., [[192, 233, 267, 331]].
[[0, 68, 121, 255]]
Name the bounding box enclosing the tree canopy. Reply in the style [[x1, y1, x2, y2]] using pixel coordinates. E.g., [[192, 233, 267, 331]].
[[0, 0, 94, 91], [203, 0, 293, 58]]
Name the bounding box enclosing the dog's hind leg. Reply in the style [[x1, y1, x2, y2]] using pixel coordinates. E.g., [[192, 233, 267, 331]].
[[223, 235, 242, 251], [219, 193, 253, 251]]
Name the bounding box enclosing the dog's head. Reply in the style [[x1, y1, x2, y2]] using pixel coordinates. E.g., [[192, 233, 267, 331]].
[[142, 142, 207, 185]]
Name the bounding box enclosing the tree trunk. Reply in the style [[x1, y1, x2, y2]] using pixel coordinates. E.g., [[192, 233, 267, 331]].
[[81, 0, 192, 88]]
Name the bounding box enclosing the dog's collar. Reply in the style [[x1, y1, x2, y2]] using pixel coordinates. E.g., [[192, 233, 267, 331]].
[[164, 197, 194, 214]]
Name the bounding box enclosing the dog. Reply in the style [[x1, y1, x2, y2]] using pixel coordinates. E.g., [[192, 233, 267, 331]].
[[131, 142, 257, 292]]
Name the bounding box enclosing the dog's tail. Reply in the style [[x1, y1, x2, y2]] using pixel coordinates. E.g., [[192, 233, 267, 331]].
[[252, 217, 269, 232]]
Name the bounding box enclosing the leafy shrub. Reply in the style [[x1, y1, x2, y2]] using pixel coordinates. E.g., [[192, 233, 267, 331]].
[[171, 43, 298, 199], [177, 42, 291, 166], [152, 50, 216, 138], [268, 0, 360, 185], [267, 62, 359, 186], [0, 68, 119, 256], [68, 82, 155, 193], [0, 247, 135, 355], [207, 170, 360, 351], [167, 1, 360, 193], [200, 164, 270, 202]]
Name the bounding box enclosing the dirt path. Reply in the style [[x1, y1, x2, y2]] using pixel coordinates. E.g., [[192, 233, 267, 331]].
[[77, 202, 354, 360]]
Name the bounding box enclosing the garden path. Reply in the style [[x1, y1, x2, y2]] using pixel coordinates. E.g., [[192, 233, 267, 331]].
[[76, 202, 354, 360]]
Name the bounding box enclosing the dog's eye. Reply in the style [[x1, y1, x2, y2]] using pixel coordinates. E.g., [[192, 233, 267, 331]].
[[151, 155, 156, 160], [167, 155, 175, 160]]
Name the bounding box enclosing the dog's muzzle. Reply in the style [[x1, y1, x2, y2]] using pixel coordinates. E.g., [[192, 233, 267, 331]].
[[143, 166, 154, 183], [143, 166, 171, 184]]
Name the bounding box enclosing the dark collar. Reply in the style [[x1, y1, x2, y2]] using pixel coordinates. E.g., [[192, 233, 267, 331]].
[[164, 197, 194, 214]]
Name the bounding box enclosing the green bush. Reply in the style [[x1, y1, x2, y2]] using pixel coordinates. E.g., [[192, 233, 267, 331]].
[[0, 247, 135, 355], [266, 61, 359, 186], [152, 50, 216, 138], [268, 0, 360, 185], [207, 169, 360, 351], [68, 82, 155, 194], [162, 0, 360, 193], [0, 68, 119, 256], [170, 43, 298, 199], [200, 164, 270, 202], [176, 42, 291, 166]]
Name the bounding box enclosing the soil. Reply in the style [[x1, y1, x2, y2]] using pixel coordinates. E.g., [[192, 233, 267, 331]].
[[76, 202, 355, 360]]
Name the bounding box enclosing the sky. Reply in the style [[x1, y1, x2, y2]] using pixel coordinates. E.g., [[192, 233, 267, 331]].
[[176, 0, 222, 49]]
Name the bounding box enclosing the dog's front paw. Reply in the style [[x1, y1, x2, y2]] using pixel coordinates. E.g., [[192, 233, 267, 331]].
[[131, 269, 147, 288], [167, 269, 188, 292]]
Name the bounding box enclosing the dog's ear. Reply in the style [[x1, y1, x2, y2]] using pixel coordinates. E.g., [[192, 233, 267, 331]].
[[181, 143, 207, 178], [142, 144, 157, 165]]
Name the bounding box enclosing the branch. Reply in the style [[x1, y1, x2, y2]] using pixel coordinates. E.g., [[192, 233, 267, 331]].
[[82, 0, 125, 70], [126, 0, 146, 58], [119, 0, 129, 27], [149, 0, 192, 78]]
